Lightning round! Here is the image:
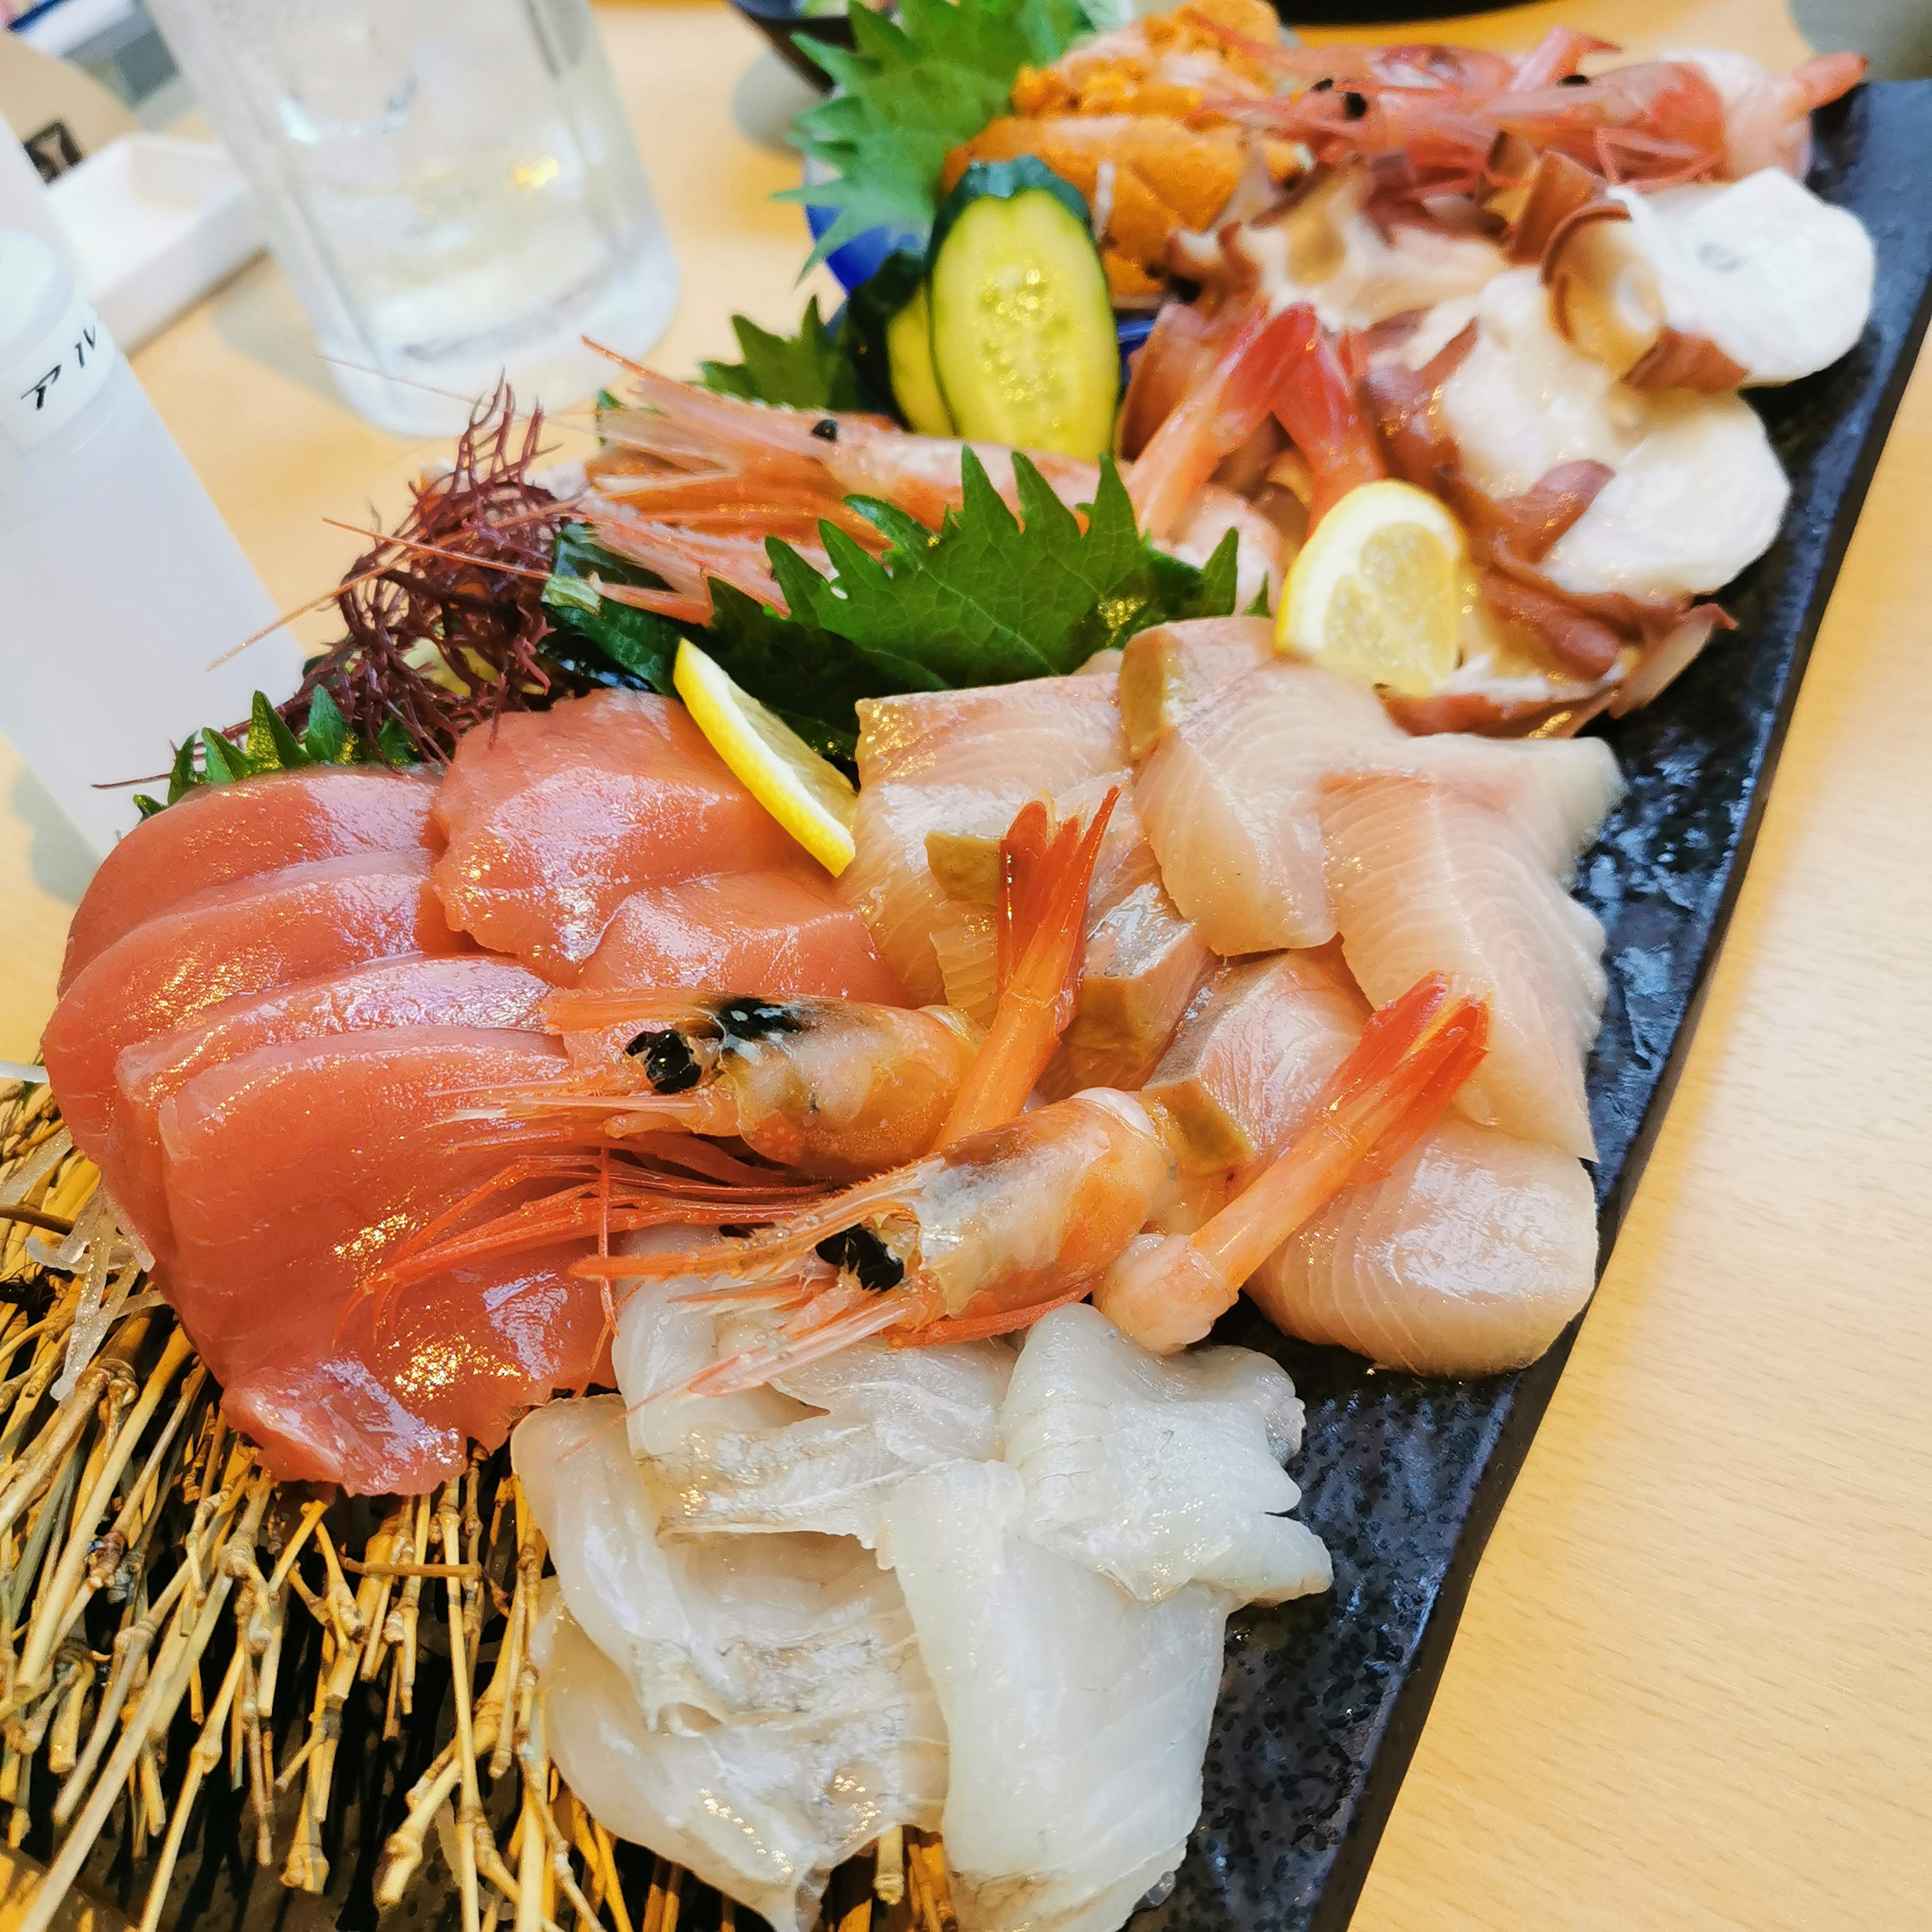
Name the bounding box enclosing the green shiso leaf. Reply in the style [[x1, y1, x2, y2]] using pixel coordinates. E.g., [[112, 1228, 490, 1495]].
[[780, 0, 1091, 267], [141, 682, 413, 814], [538, 450, 1239, 754], [698, 300, 865, 412]]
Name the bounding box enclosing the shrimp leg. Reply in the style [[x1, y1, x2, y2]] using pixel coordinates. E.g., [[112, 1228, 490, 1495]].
[[1094, 973, 1489, 1353]]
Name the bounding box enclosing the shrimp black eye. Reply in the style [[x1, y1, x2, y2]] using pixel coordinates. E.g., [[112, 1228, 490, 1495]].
[[1342, 90, 1369, 120], [1310, 76, 1334, 92], [718, 1000, 804, 1041], [815, 1227, 905, 1292], [811, 417, 839, 442], [1559, 72, 1591, 87], [625, 1028, 703, 1093]]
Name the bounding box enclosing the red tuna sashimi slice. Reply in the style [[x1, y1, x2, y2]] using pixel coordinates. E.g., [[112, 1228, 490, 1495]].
[[60, 768, 437, 992], [42, 850, 466, 1198], [1248, 1114, 1598, 1376], [578, 867, 910, 1002], [112, 954, 550, 1257], [223, 1241, 609, 1495], [432, 691, 796, 978], [158, 1026, 606, 1493], [846, 678, 1129, 1001], [1134, 657, 1403, 955], [1319, 771, 1606, 1158]]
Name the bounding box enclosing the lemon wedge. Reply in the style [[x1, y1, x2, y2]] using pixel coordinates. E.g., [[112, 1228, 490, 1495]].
[[673, 637, 857, 876], [1278, 479, 1467, 697]]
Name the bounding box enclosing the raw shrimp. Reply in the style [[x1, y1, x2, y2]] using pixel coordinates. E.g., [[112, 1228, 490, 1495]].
[[587, 973, 1487, 1392], [469, 989, 985, 1182], [1127, 301, 1385, 535], [1094, 973, 1487, 1352], [588, 356, 1286, 590], [1671, 47, 1869, 179], [589, 355, 1103, 539], [1206, 29, 1863, 191], [382, 788, 1120, 1296]]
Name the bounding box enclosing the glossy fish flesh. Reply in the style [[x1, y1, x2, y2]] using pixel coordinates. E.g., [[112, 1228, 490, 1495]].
[[1250, 1113, 1599, 1375], [42, 850, 466, 1187], [1319, 771, 1606, 1155], [158, 1025, 605, 1492], [432, 691, 796, 978], [577, 863, 908, 1004], [59, 767, 436, 991], [110, 953, 548, 1257]]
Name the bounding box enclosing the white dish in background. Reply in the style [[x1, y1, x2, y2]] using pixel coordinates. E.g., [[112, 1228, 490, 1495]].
[[47, 132, 261, 350]]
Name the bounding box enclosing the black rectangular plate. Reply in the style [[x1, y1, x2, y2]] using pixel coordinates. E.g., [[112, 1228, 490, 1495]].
[[1148, 79, 1932, 1932], [44, 78, 1932, 1932]]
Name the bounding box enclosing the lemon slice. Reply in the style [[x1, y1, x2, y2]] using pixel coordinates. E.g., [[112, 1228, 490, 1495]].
[[673, 638, 856, 876], [1278, 479, 1468, 697]]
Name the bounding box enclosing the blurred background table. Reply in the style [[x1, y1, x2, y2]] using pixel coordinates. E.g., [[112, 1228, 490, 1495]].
[[2, 1, 1928, 1925]]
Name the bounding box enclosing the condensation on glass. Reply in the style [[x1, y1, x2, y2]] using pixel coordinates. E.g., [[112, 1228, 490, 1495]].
[[147, 0, 679, 432]]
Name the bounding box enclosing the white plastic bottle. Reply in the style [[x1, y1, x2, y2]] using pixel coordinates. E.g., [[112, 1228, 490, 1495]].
[[0, 227, 303, 859]]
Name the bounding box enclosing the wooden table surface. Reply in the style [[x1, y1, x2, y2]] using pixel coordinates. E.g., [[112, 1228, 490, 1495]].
[[3, 1, 1927, 1924]]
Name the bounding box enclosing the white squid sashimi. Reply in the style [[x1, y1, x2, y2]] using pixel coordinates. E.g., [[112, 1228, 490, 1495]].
[[517, 1399, 945, 1932], [535, 1590, 941, 1932], [998, 1304, 1330, 1606], [884, 1460, 1233, 1932], [1431, 267, 1789, 601], [615, 1268, 1013, 1546], [1249, 1113, 1599, 1376]]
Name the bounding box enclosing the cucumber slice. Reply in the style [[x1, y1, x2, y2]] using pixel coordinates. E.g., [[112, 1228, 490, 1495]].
[[927, 159, 1118, 461], [886, 286, 956, 436]]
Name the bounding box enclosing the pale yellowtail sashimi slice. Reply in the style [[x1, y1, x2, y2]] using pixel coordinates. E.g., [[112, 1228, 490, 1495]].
[[1319, 770, 1606, 1157], [1248, 1114, 1598, 1376], [844, 677, 1129, 1000], [1360, 732, 1627, 881], [1134, 657, 1403, 955]]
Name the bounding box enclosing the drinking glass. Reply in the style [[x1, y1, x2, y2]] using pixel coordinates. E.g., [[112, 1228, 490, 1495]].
[[146, 0, 680, 434]]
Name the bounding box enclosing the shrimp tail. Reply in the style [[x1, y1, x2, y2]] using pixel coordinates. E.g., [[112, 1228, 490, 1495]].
[[934, 788, 1119, 1146], [1096, 973, 1489, 1352], [1792, 51, 1868, 111]]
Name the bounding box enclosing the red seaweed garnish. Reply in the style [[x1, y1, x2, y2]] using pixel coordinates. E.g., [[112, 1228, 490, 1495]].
[[282, 383, 576, 763]]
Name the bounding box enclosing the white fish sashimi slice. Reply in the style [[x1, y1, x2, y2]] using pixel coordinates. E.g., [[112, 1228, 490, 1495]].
[[846, 783, 1023, 1004], [1135, 658, 1402, 955], [846, 680, 1130, 1001], [1320, 771, 1605, 1158], [883, 1461, 1230, 1932], [1115, 616, 1275, 761], [1356, 732, 1626, 882], [612, 1270, 1013, 1547], [854, 677, 1127, 791], [535, 1590, 943, 1932], [1248, 1114, 1599, 1376], [998, 1305, 1331, 1607]]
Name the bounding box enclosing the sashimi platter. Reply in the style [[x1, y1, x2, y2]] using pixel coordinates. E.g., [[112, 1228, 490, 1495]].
[[6, 7, 1930, 1931]]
